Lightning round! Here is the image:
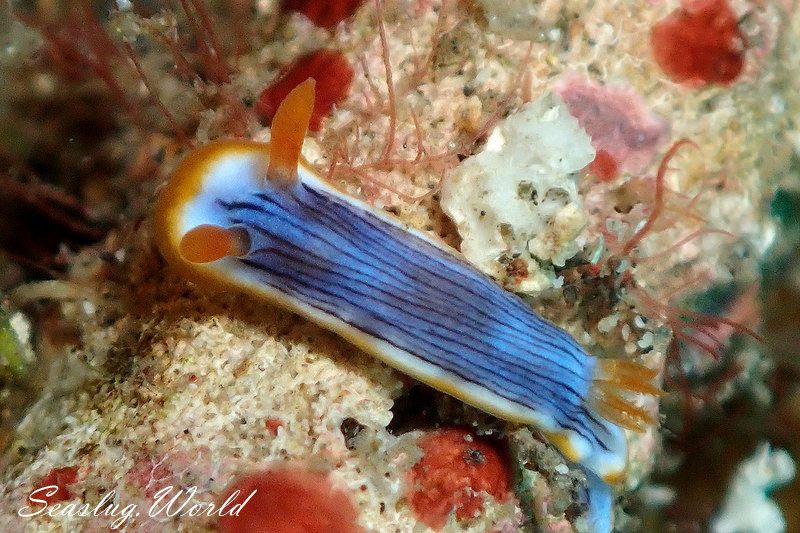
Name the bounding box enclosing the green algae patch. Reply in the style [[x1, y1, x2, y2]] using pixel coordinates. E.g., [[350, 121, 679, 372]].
[[0, 305, 26, 379]]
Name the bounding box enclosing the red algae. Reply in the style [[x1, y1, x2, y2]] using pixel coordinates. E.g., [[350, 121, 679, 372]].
[[256, 49, 354, 133], [30, 466, 78, 505], [650, 0, 746, 86], [264, 417, 283, 435], [555, 75, 669, 176], [218, 466, 363, 533], [408, 428, 511, 529], [281, 0, 365, 29], [590, 149, 620, 182]]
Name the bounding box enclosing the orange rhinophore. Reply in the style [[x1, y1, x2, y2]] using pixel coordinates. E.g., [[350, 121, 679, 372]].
[[179, 224, 251, 263], [267, 78, 316, 184]]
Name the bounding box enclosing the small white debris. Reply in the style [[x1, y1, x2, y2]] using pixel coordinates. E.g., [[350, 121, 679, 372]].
[[711, 443, 795, 533], [441, 92, 594, 293], [82, 301, 97, 315], [9, 312, 31, 346], [554, 463, 569, 475], [597, 314, 619, 333], [637, 331, 654, 350], [589, 235, 606, 264], [638, 484, 676, 508], [471, 0, 563, 39], [470, 0, 541, 39]]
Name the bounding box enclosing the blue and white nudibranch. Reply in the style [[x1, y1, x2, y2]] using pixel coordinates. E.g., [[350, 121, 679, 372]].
[[154, 79, 659, 495]]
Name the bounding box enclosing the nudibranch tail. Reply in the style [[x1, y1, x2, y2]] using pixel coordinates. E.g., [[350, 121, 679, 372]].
[[266, 77, 315, 185]]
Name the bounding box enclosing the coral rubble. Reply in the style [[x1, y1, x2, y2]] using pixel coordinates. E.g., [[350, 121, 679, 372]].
[[441, 92, 593, 294]]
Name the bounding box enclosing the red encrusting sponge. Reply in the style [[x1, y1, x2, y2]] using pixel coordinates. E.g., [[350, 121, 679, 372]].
[[256, 49, 354, 133], [218, 466, 363, 533], [281, 0, 365, 29], [590, 149, 621, 182], [30, 466, 79, 505], [408, 428, 511, 529], [650, 0, 746, 86]]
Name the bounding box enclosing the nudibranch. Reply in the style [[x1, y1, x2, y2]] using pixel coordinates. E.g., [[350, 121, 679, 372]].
[[154, 79, 660, 490]]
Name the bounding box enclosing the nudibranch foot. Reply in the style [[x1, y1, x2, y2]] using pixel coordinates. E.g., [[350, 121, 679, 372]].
[[580, 469, 614, 532]]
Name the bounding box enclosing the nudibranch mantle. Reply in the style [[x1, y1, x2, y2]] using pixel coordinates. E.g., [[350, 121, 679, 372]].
[[154, 81, 659, 491]]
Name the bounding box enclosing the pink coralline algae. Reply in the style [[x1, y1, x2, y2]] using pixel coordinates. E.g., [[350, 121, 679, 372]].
[[126, 455, 173, 499], [555, 76, 670, 178]]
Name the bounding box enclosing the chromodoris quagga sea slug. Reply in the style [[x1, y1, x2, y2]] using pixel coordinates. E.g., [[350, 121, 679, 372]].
[[153, 79, 660, 528]]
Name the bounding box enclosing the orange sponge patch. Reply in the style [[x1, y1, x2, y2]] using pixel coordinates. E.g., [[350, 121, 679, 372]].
[[218, 466, 364, 533], [408, 428, 511, 529]]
